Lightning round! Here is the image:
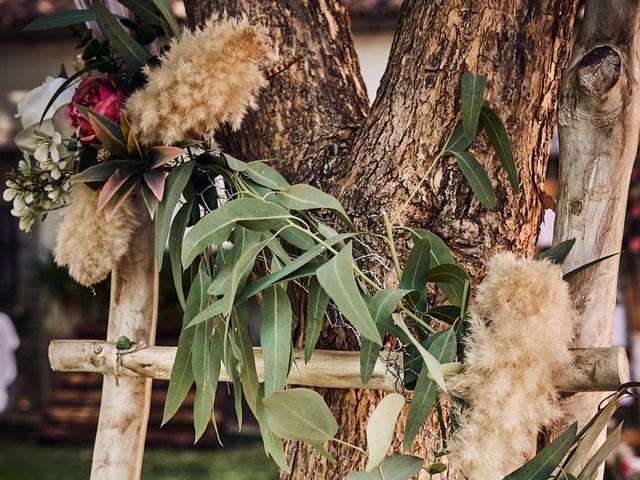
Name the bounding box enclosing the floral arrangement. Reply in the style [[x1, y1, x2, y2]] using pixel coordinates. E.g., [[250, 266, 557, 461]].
[[4, 2, 629, 479]]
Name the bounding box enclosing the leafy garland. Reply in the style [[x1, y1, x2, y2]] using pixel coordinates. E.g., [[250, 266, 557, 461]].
[[6, 3, 629, 479]]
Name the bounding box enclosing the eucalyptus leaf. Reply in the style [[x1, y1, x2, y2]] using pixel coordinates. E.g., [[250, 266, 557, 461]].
[[260, 285, 293, 396], [444, 122, 472, 153], [315, 243, 381, 345], [92, 0, 151, 69], [392, 313, 445, 390], [162, 268, 207, 425], [70, 160, 137, 184], [563, 252, 620, 280], [347, 455, 424, 480], [262, 388, 339, 443], [534, 238, 575, 265], [275, 184, 355, 231], [181, 199, 290, 266], [461, 72, 487, 142], [576, 423, 622, 480], [169, 198, 194, 309], [151, 0, 181, 37], [256, 385, 290, 472], [156, 161, 195, 269], [428, 305, 461, 324], [278, 226, 316, 250], [427, 263, 470, 308], [246, 161, 290, 190], [400, 237, 430, 308], [231, 307, 260, 416], [403, 328, 456, 451], [305, 277, 330, 363], [222, 153, 248, 172], [117, 0, 159, 23], [504, 422, 577, 480], [410, 229, 462, 305], [366, 393, 406, 471], [450, 150, 496, 208], [480, 106, 519, 192], [367, 289, 414, 342], [24, 10, 98, 31]]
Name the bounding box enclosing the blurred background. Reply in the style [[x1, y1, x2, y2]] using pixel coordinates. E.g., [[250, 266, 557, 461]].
[[0, 1, 639, 479]]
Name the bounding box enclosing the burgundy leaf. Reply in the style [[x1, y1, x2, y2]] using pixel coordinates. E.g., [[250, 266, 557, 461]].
[[97, 168, 136, 211], [144, 169, 168, 201], [149, 146, 185, 169]]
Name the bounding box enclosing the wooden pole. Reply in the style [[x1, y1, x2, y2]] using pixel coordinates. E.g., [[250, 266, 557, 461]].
[[552, 0, 640, 475], [89, 197, 159, 480], [49, 341, 628, 394]]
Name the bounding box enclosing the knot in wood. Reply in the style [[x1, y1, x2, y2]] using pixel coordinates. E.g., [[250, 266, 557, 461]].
[[577, 46, 621, 96]]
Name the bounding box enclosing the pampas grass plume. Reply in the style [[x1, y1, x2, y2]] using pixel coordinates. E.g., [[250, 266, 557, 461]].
[[447, 253, 577, 480], [126, 14, 271, 146], [54, 185, 139, 286]]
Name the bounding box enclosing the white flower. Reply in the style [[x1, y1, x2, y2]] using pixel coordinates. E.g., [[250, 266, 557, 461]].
[[34, 131, 62, 164], [16, 77, 76, 130]]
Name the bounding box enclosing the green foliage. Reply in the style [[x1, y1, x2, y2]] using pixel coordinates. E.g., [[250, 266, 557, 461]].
[[365, 393, 406, 471], [24, 10, 100, 31]]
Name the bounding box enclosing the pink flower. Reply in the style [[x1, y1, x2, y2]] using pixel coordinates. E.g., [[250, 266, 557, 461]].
[[66, 76, 124, 142]]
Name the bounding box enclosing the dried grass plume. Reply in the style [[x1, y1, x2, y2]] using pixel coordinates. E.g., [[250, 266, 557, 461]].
[[447, 253, 577, 480], [126, 14, 271, 146], [54, 185, 139, 286]]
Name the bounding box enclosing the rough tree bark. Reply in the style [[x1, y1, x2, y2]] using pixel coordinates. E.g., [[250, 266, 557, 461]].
[[184, 1, 578, 478], [551, 0, 640, 476]]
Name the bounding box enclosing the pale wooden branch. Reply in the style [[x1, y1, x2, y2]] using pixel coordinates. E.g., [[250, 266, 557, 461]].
[[49, 340, 629, 393], [552, 1, 640, 475], [89, 199, 159, 480]]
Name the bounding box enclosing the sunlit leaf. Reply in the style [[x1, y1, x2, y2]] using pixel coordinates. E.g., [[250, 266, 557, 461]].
[[262, 389, 338, 443], [366, 393, 406, 471]]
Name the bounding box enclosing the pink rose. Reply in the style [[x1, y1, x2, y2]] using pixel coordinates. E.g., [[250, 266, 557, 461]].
[[66, 76, 124, 142]]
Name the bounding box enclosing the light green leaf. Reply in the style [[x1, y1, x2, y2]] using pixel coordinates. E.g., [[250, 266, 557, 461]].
[[156, 161, 195, 269], [366, 393, 406, 471], [222, 153, 248, 172], [403, 328, 456, 451], [311, 443, 335, 463], [305, 277, 330, 363], [260, 285, 293, 396], [504, 422, 578, 480], [576, 423, 622, 480], [480, 106, 519, 192], [168, 198, 193, 309], [24, 9, 98, 31], [151, 0, 181, 37], [534, 238, 575, 265], [315, 243, 381, 345], [181, 199, 290, 266], [450, 150, 497, 208], [278, 226, 316, 250], [275, 184, 355, 231], [262, 388, 339, 443], [246, 161, 290, 191], [256, 385, 290, 472], [92, 0, 151, 69], [392, 313, 445, 390], [162, 268, 206, 425], [347, 455, 424, 480], [461, 72, 487, 142]]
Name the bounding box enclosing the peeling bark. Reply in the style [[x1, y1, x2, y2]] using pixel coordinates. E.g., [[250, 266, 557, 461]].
[[184, 1, 578, 478]]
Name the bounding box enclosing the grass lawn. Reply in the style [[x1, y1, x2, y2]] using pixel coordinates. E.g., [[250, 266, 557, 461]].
[[0, 426, 279, 480]]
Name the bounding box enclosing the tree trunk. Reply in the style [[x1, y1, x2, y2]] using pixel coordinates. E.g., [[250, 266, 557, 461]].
[[184, 1, 578, 478], [551, 1, 640, 476]]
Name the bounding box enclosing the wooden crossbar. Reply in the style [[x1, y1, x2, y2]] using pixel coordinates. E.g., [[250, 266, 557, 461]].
[[49, 340, 629, 393]]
